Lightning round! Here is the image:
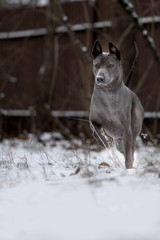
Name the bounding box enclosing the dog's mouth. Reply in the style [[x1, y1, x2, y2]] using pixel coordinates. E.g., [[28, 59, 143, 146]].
[[96, 79, 113, 88]]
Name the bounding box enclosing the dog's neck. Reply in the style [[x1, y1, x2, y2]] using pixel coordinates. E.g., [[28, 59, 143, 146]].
[[94, 75, 124, 93]]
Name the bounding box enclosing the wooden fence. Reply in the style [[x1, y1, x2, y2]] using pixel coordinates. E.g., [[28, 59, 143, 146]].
[[0, 0, 160, 135]]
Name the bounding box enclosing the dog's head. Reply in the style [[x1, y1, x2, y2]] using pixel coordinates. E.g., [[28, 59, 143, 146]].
[[92, 41, 122, 88]]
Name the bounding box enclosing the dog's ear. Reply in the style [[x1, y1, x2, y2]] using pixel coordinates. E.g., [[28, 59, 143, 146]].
[[92, 40, 102, 59], [108, 42, 121, 61]]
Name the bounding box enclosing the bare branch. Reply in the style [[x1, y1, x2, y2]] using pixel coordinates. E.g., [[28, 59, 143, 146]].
[[125, 42, 139, 88], [118, 0, 160, 72]]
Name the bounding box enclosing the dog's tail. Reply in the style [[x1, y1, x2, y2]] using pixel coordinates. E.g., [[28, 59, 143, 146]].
[[125, 42, 139, 88]]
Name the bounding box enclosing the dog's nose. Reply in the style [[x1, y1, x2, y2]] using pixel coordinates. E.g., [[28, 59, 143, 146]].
[[96, 76, 104, 83]]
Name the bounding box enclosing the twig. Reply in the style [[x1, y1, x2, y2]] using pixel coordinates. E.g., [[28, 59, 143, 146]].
[[125, 41, 139, 88], [90, 122, 121, 168]]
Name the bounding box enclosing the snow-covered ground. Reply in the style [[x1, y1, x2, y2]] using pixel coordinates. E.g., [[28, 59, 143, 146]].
[[0, 132, 160, 240]]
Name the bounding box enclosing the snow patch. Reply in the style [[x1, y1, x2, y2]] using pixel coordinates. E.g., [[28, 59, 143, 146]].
[[0, 134, 160, 240]]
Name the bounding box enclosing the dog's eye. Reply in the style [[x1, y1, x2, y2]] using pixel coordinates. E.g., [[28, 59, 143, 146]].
[[108, 63, 114, 68], [95, 63, 100, 68]]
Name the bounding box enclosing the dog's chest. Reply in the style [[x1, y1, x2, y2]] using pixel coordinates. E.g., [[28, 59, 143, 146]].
[[90, 89, 130, 138]]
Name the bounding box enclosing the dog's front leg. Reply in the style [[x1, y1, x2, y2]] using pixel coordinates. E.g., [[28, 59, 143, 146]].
[[123, 132, 134, 169], [90, 121, 110, 148]]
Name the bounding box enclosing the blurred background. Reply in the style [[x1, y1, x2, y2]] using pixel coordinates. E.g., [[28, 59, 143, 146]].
[[0, 0, 160, 140]]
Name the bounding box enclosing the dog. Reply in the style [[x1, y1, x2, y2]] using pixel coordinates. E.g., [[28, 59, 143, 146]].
[[89, 40, 144, 169]]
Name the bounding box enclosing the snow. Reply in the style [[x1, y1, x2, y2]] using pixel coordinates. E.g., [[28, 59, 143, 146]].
[[131, 11, 138, 19], [0, 133, 160, 240], [142, 29, 148, 36], [2, 109, 160, 119], [1, 0, 48, 7], [1, 0, 94, 6], [147, 36, 156, 48], [0, 29, 47, 40], [140, 16, 160, 24], [0, 21, 111, 40]]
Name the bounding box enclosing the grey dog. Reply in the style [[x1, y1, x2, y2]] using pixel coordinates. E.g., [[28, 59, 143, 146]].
[[89, 40, 144, 169]]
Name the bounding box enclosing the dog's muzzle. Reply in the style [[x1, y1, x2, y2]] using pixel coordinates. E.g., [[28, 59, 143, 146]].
[[96, 75, 104, 84], [96, 75, 113, 88]]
